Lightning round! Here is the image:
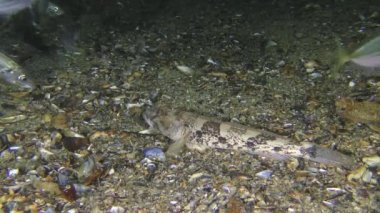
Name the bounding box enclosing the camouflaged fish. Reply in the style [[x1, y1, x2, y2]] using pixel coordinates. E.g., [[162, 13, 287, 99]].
[[142, 106, 355, 169]]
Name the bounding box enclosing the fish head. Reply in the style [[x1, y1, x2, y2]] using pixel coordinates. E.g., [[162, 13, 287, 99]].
[[142, 106, 160, 129], [143, 106, 187, 141]]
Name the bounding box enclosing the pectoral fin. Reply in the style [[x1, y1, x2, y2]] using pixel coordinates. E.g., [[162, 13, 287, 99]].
[[166, 139, 187, 158]]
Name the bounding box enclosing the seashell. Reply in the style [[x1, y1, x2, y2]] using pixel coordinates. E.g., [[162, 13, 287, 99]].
[[145, 162, 157, 171], [77, 155, 104, 185], [207, 58, 219, 66], [304, 60, 319, 70], [73, 183, 92, 196], [0, 115, 27, 124], [57, 168, 77, 187], [7, 168, 19, 178], [347, 165, 367, 182], [222, 183, 237, 194], [255, 169, 273, 179], [176, 65, 194, 75], [361, 169, 373, 183], [109, 206, 126, 213], [326, 188, 346, 194], [62, 130, 85, 138], [143, 147, 166, 162], [189, 172, 212, 183], [363, 155, 380, 167], [265, 40, 278, 48], [322, 200, 336, 208], [8, 146, 22, 153], [39, 148, 54, 161], [0, 133, 15, 150]]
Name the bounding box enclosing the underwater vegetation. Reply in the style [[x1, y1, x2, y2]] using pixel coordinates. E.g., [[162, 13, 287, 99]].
[[334, 36, 380, 76]]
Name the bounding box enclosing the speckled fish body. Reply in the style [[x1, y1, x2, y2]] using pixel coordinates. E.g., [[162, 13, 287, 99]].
[[143, 107, 355, 169]]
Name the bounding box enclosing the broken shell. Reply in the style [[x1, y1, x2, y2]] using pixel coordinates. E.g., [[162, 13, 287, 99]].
[[326, 187, 346, 194], [145, 162, 157, 172], [57, 168, 77, 187], [363, 155, 380, 167], [0, 115, 27, 124], [304, 60, 319, 72], [322, 200, 337, 209], [361, 169, 373, 183], [347, 165, 367, 182], [141, 158, 158, 172], [176, 65, 194, 75], [143, 147, 166, 162], [73, 183, 92, 196], [0, 133, 16, 151], [7, 168, 19, 178], [109, 206, 126, 213], [77, 155, 104, 185], [255, 169, 273, 179], [189, 172, 212, 183], [62, 130, 85, 138]]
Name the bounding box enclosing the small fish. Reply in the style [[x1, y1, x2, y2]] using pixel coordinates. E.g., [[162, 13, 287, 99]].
[[333, 36, 380, 76], [142, 106, 355, 169], [0, 52, 34, 89]]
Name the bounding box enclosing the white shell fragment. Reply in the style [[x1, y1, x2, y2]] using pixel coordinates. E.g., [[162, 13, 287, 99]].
[[255, 169, 273, 179], [189, 172, 212, 183], [207, 58, 218, 66], [108, 206, 125, 213], [0, 115, 27, 124], [7, 168, 19, 177], [176, 65, 194, 75]]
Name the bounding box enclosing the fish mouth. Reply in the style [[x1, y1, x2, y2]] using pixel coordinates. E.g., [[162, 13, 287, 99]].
[[142, 106, 158, 128]]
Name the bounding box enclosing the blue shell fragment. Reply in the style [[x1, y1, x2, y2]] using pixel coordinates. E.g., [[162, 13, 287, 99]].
[[143, 147, 166, 162]]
